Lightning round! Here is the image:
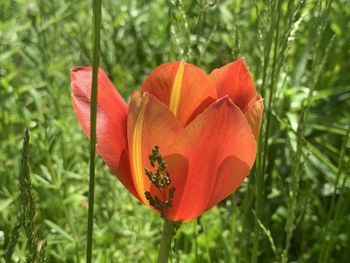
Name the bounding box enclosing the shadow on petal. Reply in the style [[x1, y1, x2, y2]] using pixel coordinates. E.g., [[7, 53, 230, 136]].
[[147, 153, 189, 221], [205, 155, 251, 211]]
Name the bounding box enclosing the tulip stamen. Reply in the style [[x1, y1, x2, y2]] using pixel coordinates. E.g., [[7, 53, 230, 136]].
[[144, 145, 175, 218]]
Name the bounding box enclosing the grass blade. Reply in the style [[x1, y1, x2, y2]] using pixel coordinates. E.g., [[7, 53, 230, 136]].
[[86, 0, 102, 262]]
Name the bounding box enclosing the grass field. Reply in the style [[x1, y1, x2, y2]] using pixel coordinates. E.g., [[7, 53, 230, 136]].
[[1, 0, 349, 262]]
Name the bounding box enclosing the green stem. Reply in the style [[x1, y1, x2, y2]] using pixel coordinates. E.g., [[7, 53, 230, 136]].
[[252, 1, 279, 261], [319, 124, 350, 263], [157, 220, 179, 263], [86, 0, 101, 262]]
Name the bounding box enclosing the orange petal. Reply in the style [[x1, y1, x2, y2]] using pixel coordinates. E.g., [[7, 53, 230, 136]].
[[209, 58, 257, 112], [127, 91, 183, 205], [167, 97, 257, 221], [141, 62, 216, 126], [205, 156, 250, 210], [245, 94, 264, 140], [71, 67, 138, 198]]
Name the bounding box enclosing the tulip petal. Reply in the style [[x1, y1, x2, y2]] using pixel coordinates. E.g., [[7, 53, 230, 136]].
[[141, 62, 216, 126], [127, 91, 183, 205], [127, 93, 257, 221], [205, 155, 250, 209], [209, 58, 257, 112], [168, 97, 257, 221], [245, 95, 264, 140], [71, 67, 138, 198]]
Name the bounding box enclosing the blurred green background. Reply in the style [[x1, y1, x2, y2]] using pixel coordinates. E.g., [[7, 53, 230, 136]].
[[1, 0, 349, 262]]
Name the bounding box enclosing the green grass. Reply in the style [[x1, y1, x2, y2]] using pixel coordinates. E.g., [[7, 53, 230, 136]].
[[1, 0, 349, 262]]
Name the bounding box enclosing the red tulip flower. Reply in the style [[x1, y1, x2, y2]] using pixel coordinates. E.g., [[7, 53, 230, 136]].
[[71, 58, 263, 222]]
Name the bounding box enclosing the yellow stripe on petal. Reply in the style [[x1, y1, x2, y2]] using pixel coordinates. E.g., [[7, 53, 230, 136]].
[[169, 62, 185, 116], [132, 95, 148, 204]]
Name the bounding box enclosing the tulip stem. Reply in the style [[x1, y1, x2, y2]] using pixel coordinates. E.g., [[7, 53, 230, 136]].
[[157, 220, 179, 263]]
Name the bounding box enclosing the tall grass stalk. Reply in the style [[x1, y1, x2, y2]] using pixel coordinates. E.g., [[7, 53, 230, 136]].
[[252, 0, 303, 261], [282, 1, 333, 261], [251, 1, 279, 260], [281, 103, 306, 263], [319, 124, 350, 263], [19, 130, 47, 262], [86, 0, 102, 262]]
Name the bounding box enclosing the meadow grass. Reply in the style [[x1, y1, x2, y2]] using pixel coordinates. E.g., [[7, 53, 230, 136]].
[[1, 0, 349, 262]]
